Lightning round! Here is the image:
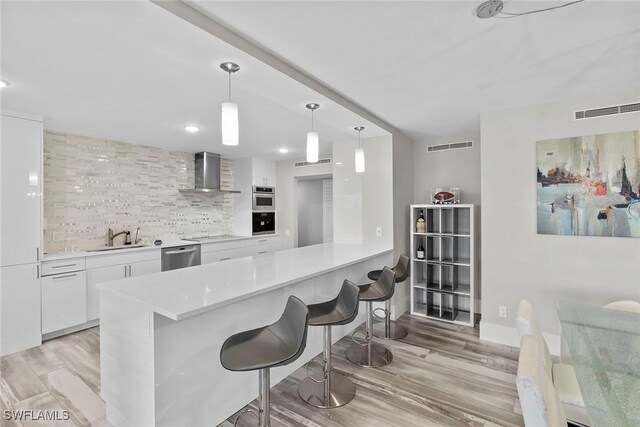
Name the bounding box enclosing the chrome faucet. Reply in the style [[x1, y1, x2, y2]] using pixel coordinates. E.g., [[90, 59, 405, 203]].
[[107, 228, 128, 247]]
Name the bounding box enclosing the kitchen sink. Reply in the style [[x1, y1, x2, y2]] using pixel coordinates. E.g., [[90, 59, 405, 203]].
[[87, 244, 149, 252]]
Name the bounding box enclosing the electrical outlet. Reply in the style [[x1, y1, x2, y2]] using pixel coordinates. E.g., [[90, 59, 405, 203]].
[[498, 305, 508, 318], [376, 227, 382, 237]]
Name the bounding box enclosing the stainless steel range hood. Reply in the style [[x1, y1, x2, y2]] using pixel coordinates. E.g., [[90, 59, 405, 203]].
[[179, 152, 241, 194]]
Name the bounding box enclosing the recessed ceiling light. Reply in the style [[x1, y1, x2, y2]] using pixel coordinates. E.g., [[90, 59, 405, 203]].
[[0, 79, 10, 88], [278, 148, 289, 154], [183, 125, 200, 133]]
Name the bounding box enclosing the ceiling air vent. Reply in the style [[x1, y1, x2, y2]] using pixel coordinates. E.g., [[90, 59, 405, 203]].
[[574, 102, 640, 120], [426, 141, 473, 153], [294, 158, 332, 167]]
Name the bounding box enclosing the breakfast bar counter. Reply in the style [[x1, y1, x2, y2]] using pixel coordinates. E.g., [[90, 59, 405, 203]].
[[99, 243, 392, 426]]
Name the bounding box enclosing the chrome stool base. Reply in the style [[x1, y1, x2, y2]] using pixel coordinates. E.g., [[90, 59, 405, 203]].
[[345, 342, 393, 368], [372, 322, 408, 340], [298, 371, 356, 409]]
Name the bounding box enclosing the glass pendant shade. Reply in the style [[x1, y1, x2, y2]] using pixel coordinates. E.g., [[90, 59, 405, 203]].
[[306, 131, 319, 163], [221, 102, 239, 146], [355, 148, 365, 173]]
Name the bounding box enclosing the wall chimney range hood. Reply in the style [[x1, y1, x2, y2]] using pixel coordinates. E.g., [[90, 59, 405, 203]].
[[179, 152, 241, 194]]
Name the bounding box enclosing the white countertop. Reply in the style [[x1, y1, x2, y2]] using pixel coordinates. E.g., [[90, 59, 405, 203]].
[[99, 243, 392, 321], [42, 234, 277, 261]]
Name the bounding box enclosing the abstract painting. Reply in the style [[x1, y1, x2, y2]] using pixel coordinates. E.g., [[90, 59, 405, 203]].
[[537, 130, 640, 237]]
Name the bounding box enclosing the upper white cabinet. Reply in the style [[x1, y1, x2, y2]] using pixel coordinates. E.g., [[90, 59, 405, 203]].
[[251, 157, 276, 187], [0, 113, 43, 266]]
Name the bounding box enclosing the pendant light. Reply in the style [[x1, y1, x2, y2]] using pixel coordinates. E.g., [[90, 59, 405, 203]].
[[305, 103, 320, 163], [354, 126, 365, 173], [220, 62, 240, 146]]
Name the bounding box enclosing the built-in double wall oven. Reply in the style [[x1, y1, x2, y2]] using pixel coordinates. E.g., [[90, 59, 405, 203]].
[[252, 186, 275, 235]]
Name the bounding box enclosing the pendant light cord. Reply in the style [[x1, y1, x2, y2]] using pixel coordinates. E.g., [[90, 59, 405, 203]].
[[228, 72, 232, 102], [495, 0, 585, 18], [311, 109, 314, 131], [358, 129, 361, 148]]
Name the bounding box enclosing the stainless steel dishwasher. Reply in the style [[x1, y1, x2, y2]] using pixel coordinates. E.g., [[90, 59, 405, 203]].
[[161, 244, 201, 271]]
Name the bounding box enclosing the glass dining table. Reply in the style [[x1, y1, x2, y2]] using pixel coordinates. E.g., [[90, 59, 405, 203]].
[[557, 303, 640, 427]]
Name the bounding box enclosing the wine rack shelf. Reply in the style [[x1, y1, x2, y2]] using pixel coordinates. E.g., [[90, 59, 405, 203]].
[[410, 204, 475, 326]]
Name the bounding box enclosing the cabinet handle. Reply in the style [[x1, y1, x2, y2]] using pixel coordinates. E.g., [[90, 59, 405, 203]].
[[219, 257, 232, 261], [258, 239, 267, 243], [258, 251, 268, 255], [124, 265, 128, 277], [36, 247, 40, 261], [128, 265, 132, 277], [52, 273, 77, 280], [52, 264, 76, 269], [36, 265, 40, 279]]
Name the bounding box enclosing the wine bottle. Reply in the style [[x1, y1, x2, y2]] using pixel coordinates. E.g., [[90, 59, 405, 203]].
[[417, 238, 425, 260], [416, 209, 426, 233]]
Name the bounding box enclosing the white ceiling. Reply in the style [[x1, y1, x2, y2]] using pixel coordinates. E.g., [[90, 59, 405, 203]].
[[0, 1, 387, 160], [190, 0, 640, 141]]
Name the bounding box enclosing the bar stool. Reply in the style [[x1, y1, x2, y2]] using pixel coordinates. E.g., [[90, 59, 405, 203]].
[[346, 266, 396, 368], [220, 296, 309, 427], [367, 254, 410, 340], [298, 280, 360, 408]]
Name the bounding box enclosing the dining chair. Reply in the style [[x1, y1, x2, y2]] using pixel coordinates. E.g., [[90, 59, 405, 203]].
[[604, 300, 640, 313], [517, 334, 568, 427], [516, 300, 590, 426]]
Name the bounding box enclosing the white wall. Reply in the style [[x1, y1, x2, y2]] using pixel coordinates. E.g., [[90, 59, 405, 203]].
[[413, 132, 482, 312], [296, 179, 324, 247], [391, 133, 415, 318], [276, 159, 332, 249], [332, 135, 394, 248], [480, 96, 640, 354]]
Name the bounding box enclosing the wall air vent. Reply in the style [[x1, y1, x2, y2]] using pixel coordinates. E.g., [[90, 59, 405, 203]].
[[574, 102, 640, 120], [426, 141, 473, 153], [294, 158, 331, 167]]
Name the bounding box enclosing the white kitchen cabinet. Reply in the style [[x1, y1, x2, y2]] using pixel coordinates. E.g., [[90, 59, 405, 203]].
[[129, 259, 161, 277], [42, 271, 87, 334], [201, 247, 246, 264], [0, 264, 41, 356], [0, 113, 43, 266], [251, 158, 276, 187], [246, 244, 276, 257], [86, 256, 160, 321]]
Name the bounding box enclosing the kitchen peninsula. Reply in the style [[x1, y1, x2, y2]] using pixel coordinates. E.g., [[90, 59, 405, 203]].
[[99, 242, 392, 426]]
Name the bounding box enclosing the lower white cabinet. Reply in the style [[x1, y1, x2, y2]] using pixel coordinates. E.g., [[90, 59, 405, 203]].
[[246, 244, 276, 257], [86, 259, 160, 321], [42, 271, 87, 334], [202, 247, 246, 264], [1, 264, 41, 356]]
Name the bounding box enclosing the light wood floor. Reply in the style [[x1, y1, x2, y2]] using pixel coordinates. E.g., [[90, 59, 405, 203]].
[[0, 315, 524, 426]]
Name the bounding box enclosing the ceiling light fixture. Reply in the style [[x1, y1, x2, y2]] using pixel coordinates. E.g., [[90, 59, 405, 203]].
[[0, 79, 10, 88], [305, 103, 320, 163], [354, 126, 365, 173], [476, 0, 585, 19], [278, 148, 289, 154], [183, 125, 200, 133], [220, 62, 240, 146]]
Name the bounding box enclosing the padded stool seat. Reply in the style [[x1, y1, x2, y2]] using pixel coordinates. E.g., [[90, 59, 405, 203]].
[[346, 267, 396, 368], [367, 255, 410, 340], [299, 280, 360, 409], [221, 296, 309, 426]]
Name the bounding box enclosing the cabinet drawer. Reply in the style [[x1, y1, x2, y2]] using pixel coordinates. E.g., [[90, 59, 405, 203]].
[[41, 257, 86, 276], [202, 247, 246, 264], [247, 236, 278, 247], [85, 248, 160, 269], [200, 240, 247, 254], [246, 244, 275, 257], [42, 271, 87, 334]]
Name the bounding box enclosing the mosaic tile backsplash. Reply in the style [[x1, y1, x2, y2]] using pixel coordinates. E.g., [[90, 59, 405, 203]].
[[43, 131, 233, 254]]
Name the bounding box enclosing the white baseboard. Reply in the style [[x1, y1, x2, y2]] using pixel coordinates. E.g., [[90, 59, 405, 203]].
[[479, 320, 561, 356]]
